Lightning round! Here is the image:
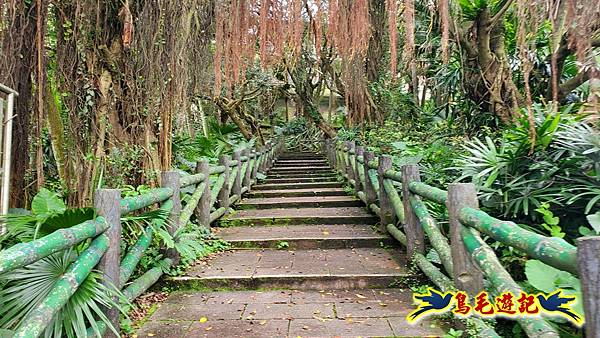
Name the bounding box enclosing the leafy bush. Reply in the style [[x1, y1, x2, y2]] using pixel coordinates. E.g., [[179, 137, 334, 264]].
[[456, 103, 600, 239], [172, 118, 252, 170], [278, 117, 323, 152]]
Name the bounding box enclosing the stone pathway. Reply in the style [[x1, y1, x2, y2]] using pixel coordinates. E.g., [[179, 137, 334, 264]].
[[136, 152, 445, 337]]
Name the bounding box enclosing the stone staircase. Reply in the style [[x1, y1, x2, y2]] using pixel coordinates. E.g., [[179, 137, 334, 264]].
[[136, 152, 445, 337]]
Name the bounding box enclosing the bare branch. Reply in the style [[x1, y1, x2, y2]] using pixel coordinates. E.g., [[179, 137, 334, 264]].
[[489, 0, 515, 29]]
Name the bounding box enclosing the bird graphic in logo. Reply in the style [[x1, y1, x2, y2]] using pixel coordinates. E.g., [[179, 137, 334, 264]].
[[407, 288, 453, 322], [536, 290, 584, 326]]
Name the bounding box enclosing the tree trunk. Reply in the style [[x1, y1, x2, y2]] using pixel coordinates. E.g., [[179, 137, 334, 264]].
[[458, 8, 522, 123], [0, 1, 38, 207], [366, 0, 386, 82]]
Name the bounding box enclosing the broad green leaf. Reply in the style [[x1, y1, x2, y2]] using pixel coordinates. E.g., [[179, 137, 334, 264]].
[[31, 188, 66, 218], [586, 211, 600, 234], [525, 260, 579, 294]]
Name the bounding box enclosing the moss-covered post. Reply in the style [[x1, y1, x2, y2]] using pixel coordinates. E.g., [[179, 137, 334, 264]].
[[330, 140, 337, 171], [218, 155, 231, 213], [258, 147, 266, 173], [94, 189, 121, 335], [363, 151, 377, 205], [267, 141, 274, 169], [324, 139, 331, 165], [242, 148, 252, 192], [251, 150, 259, 183], [161, 171, 182, 264], [346, 141, 356, 183], [355, 146, 364, 193], [378, 156, 395, 231], [577, 236, 600, 337], [401, 165, 424, 259], [338, 142, 347, 176], [447, 183, 484, 295], [232, 150, 242, 197], [336, 142, 343, 173], [195, 160, 211, 229]]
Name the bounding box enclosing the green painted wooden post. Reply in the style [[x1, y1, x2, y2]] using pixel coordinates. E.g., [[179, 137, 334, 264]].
[[242, 148, 252, 191], [355, 146, 364, 193], [323, 139, 331, 164], [335, 142, 343, 173], [577, 236, 600, 337], [447, 183, 484, 295], [257, 147, 266, 173], [265, 143, 271, 171], [161, 171, 181, 264], [251, 150, 259, 183], [232, 150, 242, 197], [217, 155, 231, 213], [94, 189, 121, 335], [378, 155, 395, 231], [363, 151, 377, 206], [330, 140, 337, 171], [346, 141, 356, 184], [195, 160, 211, 229], [401, 165, 425, 259]]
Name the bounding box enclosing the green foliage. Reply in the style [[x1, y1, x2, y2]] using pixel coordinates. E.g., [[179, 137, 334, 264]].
[[443, 328, 464, 338], [0, 250, 126, 338], [276, 241, 289, 250], [104, 145, 151, 189], [456, 104, 599, 238], [525, 260, 583, 321], [534, 203, 565, 238], [357, 120, 468, 188], [278, 118, 323, 152], [0, 189, 94, 248], [581, 211, 600, 236], [172, 118, 249, 170]]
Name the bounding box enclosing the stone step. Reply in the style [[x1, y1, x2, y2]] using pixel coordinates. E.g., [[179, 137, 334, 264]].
[[173, 248, 409, 290], [253, 182, 343, 190], [214, 224, 393, 249], [267, 172, 337, 178], [274, 160, 329, 167], [248, 188, 348, 198], [278, 153, 324, 158], [221, 207, 377, 226], [269, 166, 332, 172], [237, 196, 363, 209], [136, 289, 445, 337], [263, 177, 338, 184]]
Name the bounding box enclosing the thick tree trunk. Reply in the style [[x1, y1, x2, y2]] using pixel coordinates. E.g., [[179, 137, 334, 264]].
[[0, 2, 38, 207], [459, 9, 522, 123], [366, 0, 386, 82]]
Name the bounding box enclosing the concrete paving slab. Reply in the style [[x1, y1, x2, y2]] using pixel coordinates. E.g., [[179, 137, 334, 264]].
[[187, 319, 289, 338], [244, 302, 335, 320], [149, 302, 245, 321], [288, 317, 395, 337], [135, 320, 192, 338]]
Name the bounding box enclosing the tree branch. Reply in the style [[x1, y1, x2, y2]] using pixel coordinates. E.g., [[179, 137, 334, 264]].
[[559, 70, 591, 98], [489, 0, 515, 29]]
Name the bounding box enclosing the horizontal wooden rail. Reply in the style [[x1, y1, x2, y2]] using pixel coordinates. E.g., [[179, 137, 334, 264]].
[[120, 188, 173, 214], [0, 217, 108, 274], [180, 173, 206, 187], [459, 207, 578, 274]]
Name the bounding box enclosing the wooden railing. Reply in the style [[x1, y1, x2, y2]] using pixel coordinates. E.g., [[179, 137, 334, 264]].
[[0, 138, 284, 337], [323, 139, 599, 338]]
